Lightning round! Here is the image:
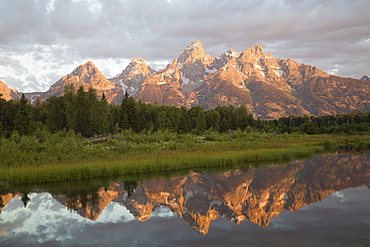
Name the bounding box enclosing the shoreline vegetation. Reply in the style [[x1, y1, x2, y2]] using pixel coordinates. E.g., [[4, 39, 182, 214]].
[[1, 88, 370, 185], [1, 130, 369, 185]]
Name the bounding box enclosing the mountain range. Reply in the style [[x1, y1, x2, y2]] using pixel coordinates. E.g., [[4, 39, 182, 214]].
[[1, 40, 369, 119]]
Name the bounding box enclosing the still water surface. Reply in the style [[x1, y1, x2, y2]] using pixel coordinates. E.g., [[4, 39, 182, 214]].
[[0, 153, 369, 246]]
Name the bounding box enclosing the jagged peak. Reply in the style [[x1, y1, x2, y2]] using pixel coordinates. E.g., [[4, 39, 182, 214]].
[[252, 44, 263, 53], [84, 61, 96, 67], [241, 44, 265, 57], [125, 57, 149, 70], [178, 40, 207, 64], [69, 61, 101, 77], [131, 57, 146, 64], [186, 40, 203, 50], [361, 75, 370, 81], [159, 62, 177, 74], [111, 57, 155, 82], [79, 61, 99, 70], [80, 61, 99, 71], [222, 48, 240, 59]]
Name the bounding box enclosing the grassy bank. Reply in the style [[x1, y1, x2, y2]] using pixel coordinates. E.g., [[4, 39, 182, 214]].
[[0, 130, 369, 184]]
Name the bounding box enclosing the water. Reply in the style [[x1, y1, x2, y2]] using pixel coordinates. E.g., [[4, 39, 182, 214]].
[[0, 153, 369, 246]]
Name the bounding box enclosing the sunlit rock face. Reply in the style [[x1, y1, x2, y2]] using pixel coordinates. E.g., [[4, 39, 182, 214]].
[[39, 61, 121, 104], [135, 62, 184, 106], [189, 57, 253, 111], [177, 40, 213, 93], [131, 41, 370, 118], [0, 81, 19, 101], [5, 153, 367, 235], [28, 41, 370, 118], [110, 58, 156, 104]]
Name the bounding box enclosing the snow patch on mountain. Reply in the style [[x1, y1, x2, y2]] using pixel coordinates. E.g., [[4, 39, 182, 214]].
[[180, 71, 190, 85], [205, 66, 218, 75], [275, 69, 283, 77]]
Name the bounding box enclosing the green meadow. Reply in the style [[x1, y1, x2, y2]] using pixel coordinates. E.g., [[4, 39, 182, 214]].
[[1, 129, 368, 185], [2, 89, 370, 185]]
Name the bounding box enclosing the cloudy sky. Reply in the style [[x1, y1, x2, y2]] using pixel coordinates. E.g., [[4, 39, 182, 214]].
[[0, 0, 369, 92]]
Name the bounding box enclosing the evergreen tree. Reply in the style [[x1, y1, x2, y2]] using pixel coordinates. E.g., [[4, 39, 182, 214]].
[[120, 92, 131, 130], [45, 96, 67, 133], [177, 106, 189, 134], [163, 105, 181, 130], [195, 108, 206, 134], [206, 110, 220, 131], [127, 94, 139, 132], [219, 118, 229, 133], [234, 106, 250, 130], [31, 97, 46, 123], [14, 94, 31, 135], [89, 90, 110, 135], [215, 106, 236, 130], [0, 95, 6, 134], [156, 111, 171, 130], [68, 86, 90, 136], [0, 121, 3, 138], [188, 106, 203, 132]]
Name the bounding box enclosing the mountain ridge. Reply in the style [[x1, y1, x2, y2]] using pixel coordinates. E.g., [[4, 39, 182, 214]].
[[1, 41, 369, 119]]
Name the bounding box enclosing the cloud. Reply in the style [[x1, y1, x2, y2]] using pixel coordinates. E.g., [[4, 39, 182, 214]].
[[0, 0, 369, 91]]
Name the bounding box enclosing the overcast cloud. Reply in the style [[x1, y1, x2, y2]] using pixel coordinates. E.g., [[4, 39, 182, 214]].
[[0, 0, 369, 92]]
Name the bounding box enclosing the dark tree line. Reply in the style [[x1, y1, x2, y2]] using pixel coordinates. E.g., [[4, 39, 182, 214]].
[[1, 87, 370, 138]]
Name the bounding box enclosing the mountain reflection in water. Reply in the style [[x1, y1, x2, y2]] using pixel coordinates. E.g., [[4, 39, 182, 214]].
[[0, 153, 369, 245]]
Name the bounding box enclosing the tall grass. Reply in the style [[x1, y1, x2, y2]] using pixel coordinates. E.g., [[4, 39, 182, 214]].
[[0, 130, 368, 184]]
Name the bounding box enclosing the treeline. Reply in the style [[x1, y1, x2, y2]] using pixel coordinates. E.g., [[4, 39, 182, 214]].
[[1, 86, 370, 138]]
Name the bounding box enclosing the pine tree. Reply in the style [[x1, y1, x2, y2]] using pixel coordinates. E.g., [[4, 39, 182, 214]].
[[0, 121, 3, 138], [206, 110, 220, 131], [219, 118, 229, 133], [13, 94, 31, 135], [31, 97, 46, 123], [89, 89, 110, 136], [71, 86, 89, 136], [0, 95, 6, 134], [119, 92, 131, 130], [156, 111, 171, 130], [234, 106, 249, 130], [127, 94, 139, 132], [188, 106, 203, 132], [45, 96, 67, 133], [195, 109, 206, 134], [177, 106, 189, 134], [120, 92, 138, 132]]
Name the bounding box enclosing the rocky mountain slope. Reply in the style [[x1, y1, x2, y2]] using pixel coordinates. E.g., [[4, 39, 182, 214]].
[[38, 61, 121, 103], [109, 58, 156, 104], [2, 41, 369, 118], [0, 81, 19, 101]]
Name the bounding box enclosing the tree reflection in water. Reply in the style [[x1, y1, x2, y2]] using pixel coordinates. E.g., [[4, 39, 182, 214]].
[[0, 153, 369, 236]]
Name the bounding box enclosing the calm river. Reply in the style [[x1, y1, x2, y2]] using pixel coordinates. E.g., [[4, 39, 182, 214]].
[[0, 153, 369, 246]]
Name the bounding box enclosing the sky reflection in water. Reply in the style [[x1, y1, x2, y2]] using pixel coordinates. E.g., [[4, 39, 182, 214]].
[[0, 153, 369, 247]]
